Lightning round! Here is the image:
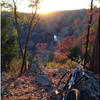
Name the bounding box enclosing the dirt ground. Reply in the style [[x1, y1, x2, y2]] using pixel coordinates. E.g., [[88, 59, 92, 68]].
[[1, 68, 64, 100]]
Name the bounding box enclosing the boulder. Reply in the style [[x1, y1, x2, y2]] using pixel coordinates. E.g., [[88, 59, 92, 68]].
[[50, 70, 100, 100], [35, 74, 51, 87], [58, 68, 67, 74], [14, 80, 25, 88], [28, 60, 41, 76], [40, 66, 45, 71], [74, 70, 100, 100]]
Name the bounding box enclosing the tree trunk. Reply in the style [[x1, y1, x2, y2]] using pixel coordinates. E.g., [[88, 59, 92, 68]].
[[89, 11, 100, 74], [20, 6, 38, 74], [84, 0, 93, 66], [13, 1, 23, 58], [12, 0, 39, 75]]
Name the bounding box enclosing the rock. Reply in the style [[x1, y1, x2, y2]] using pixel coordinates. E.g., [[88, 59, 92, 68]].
[[14, 80, 25, 87], [28, 60, 39, 72], [14, 93, 21, 96], [53, 73, 57, 78], [1, 88, 6, 95], [54, 69, 59, 72], [35, 74, 51, 87], [58, 68, 67, 74], [51, 68, 67, 78], [28, 60, 41, 76], [74, 70, 100, 100], [1, 72, 6, 80], [40, 66, 45, 71]]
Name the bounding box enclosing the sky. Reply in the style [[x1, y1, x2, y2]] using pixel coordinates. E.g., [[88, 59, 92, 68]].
[[17, 0, 100, 13]]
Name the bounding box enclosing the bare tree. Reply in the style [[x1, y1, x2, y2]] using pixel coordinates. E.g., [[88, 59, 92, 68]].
[[13, 0, 24, 58], [12, 0, 40, 74], [20, 1, 39, 74]]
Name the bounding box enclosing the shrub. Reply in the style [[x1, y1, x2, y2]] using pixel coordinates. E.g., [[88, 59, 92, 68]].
[[43, 62, 47, 67], [66, 59, 77, 68], [48, 52, 55, 62], [9, 58, 18, 73], [69, 46, 81, 59], [1, 14, 18, 71]]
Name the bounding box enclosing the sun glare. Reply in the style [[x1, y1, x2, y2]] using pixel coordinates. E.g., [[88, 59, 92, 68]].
[[17, 0, 100, 14], [38, 0, 87, 14], [38, 0, 61, 14]]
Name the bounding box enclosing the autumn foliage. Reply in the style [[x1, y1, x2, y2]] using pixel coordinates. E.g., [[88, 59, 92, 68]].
[[55, 35, 79, 60], [73, 17, 81, 25], [35, 43, 48, 58], [82, 12, 99, 54], [36, 43, 48, 51]]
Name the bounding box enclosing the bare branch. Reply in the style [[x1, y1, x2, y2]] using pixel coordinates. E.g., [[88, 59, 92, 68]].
[[13, 0, 24, 58]]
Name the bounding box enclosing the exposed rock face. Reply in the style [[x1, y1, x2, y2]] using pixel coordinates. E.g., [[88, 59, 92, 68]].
[[50, 70, 100, 100], [74, 70, 100, 100], [35, 74, 51, 87], [28, 60, 51, 87], [28, 60, 42, 77]]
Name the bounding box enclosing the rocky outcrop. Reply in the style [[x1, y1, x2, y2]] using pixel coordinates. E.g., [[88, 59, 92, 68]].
[[28, 60, 51, 87], [27, 60, 42, 77], [58, 68, 67, 74], [14, 80, 25, 88], [35, 74, 51, 87], [74, 70, 100, 100]]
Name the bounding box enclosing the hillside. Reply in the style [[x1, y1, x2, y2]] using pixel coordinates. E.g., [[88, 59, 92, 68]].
[[26, 9, 88, 53], [1, 9, 88, 53]]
